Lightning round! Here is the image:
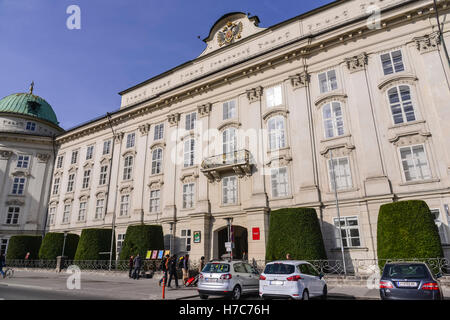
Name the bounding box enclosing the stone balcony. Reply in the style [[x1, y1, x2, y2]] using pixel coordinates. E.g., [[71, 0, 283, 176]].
[[200, 149, 252, 182]]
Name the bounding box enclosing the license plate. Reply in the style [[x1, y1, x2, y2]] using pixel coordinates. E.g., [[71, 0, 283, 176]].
[[207, 278, 217, 282], [270, 280, 284, 285], [397, 282, 417, 287]]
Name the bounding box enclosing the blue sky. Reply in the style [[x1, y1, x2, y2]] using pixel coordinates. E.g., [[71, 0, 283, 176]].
[[0, 0, 334, 129]]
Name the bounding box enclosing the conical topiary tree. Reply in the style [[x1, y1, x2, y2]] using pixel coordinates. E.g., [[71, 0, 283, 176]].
[[39, 232, 79, 260], [266, 207, 327, 261], [74, 229, 114, 261], [6, 235, 42, 260]]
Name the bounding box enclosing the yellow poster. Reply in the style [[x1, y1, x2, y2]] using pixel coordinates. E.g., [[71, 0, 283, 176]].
[[146, 250, 152, 259]]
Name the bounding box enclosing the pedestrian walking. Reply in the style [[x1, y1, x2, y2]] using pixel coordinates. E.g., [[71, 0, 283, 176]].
[[0, 253, 5, 279], [159, 254, 169, 286], [128, 255, 134, 278], [182, 254, 189, 285], [132, 254, 142, 280], [167, 255, 179, 288]]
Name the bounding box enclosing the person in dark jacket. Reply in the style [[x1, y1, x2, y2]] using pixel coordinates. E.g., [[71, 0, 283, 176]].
[[132, 254, 142, 280], [159, 254, 170, 286], [128, 256, 134, 278], [0, 254, 5, 279], [167, 255, 179, 288]]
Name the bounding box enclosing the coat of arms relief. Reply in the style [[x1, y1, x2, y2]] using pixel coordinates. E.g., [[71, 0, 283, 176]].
[[217, 21, 243, 47]]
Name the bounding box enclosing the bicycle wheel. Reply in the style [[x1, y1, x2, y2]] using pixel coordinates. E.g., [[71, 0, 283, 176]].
[[5, 268, 13, 279]]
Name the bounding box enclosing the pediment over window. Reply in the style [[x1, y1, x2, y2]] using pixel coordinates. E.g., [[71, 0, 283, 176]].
[[217, 120, 241, 132], [95, 191, 107, 199], [150, 142, 166, 150], [6, 199, 24, 206], [148, 179, 164, 190], [266, 154, 293, 168], [100, 156, 110, 165], [314, 92, 347, 107], [262, 108, 289, 122], [49, 200, 59, 206], [320, 143, 355, 158], [64, 197, 74, 204], [11, 170, 30, 177], [180, 172, 199, 184], [68, 165, 78, 173], [79, 194, 90, 201], [122, 150, 136, 157], [83, 161, 94, 169], [200, 13, 264, 57], [119, 185, 133, 194], [378, 73, 418, 91], [53, 170, 63, 177], [388, 130, 431, 147]]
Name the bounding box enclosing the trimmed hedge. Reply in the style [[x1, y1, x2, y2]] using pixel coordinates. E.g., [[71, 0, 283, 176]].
[[119, 224, 164, 260], [266, 207, 327, 261], [377, 200, 444, 270], [74, 229, 114, 261], [6, 235, 42, 260], [39, 233, 80, 260]]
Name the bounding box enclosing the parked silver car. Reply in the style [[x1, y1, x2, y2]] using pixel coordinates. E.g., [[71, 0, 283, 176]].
[[197, 260, 260, 300], [259, 260, 327, 300]]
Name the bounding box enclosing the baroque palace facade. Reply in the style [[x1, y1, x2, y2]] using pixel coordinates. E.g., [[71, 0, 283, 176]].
[[48, 0, 450, 263]]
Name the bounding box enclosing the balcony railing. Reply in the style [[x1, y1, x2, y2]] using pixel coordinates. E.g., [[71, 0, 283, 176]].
[[201, 149, 252, 182]]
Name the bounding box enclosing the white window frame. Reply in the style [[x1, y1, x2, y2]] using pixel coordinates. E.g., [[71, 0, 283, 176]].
[[381, 50, 405, 76], [6, 206, 20, 225], [16, 155, 30, 169], [183, 138, 195, 168], [102, 140, 111, 155], [62, 204, 71, 224], [334, 216, 362, 248], [52, 177, 60, 195], [120, 195, 130, 216], [151, 148, 163, 175], [399, 144, 431, 182], [123, 156, 133, 180], [267, 116, 286, 151], [323, 102, 345, 139], [70, 150, 78, 164], [182, 183, 195, 209], [150, 189, 161, 213], [11, 177, 26, 195], [223, 100, 237, 120], [67, 173, 75, 192], [154, 123, 164, 141], [82, 169, 91, 189], [95, 199, 105, 219], [78, 201, 87, 221], [56, 155, 64, 169], [180, 229, 192, 252], [271, 167, 290, 198], [86, 145, 94, 160], [222, 176, 238, 205], [126, 133, 135, 149], [328, 157, 353, 191], [99, 165, 108, 185], [265, 85, 283, 108], [222, 127, 237, 156], [185, 112, 197, 131], [318, 69, 338, 94], [48, 207, 56, 226], [388, 85, 416, 125]]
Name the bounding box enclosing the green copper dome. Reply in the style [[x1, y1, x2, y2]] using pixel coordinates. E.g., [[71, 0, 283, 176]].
[[0, 92, 59, 125]]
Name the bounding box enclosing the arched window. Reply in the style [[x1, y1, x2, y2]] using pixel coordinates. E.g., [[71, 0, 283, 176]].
[[151, 148, 163, 175], [268, 116, 286, 151], [388, 85, 416, 124], [123, 155, 133, 180], [323, 102, 344, 139]]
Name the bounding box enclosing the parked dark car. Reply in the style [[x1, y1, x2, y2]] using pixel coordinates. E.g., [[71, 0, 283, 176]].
[[380, 262, 444, 300]]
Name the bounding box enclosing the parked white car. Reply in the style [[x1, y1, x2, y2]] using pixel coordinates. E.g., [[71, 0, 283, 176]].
[[259, 260, 327, 300], [198, 260, 260, 300]]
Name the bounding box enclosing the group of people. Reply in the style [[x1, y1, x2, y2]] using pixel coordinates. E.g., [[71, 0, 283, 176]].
[[128, 254, 142, 280], [158, 254, 198, 288]]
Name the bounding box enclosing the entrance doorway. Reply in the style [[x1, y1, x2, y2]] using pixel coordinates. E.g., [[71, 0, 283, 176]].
[[217, 225, 248, 260]]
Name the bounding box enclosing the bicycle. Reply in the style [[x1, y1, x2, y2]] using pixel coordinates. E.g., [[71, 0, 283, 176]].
[[3, 268, 13, 279]]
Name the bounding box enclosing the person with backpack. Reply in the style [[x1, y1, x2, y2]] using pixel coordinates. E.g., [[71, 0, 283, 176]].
[[132, 254, 142, 280], [182, 254, 189, 285], [167, 255, 179, 288]]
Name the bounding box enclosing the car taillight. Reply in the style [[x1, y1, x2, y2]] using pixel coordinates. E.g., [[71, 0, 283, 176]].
[[379, 281, 393, 289], [260, 275, 266, 280], [220, 274, 232, 280], [286, 275, 302, 281], [422, 282, 440, 291]]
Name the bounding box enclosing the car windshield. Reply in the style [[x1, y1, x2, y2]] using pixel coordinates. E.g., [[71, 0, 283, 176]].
[[383, 264, 430, 279], [202, 263, 230, 273], [264, 263, 295, 275]]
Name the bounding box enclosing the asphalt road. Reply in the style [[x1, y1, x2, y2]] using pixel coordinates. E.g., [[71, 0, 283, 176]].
[[0, 284, 104, 300]]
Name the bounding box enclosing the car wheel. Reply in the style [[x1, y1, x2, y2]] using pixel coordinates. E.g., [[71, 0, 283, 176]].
[[231, 285, 242, 300], [199, 294, 208, 300], [321, 285, 327, 300], [301, 289, 309, 301]]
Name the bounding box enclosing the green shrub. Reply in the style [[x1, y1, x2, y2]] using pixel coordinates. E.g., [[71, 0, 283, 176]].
[[266, 207, 327, 261], [119, 224, 164, 260], [74, 229, 114, 261], [377, 200, 444, 271], [38, 233, 79, 260], [6, 235, 42, 260]]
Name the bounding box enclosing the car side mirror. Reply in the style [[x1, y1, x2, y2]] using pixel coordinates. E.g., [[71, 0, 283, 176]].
[[436, 273, 442, 279]]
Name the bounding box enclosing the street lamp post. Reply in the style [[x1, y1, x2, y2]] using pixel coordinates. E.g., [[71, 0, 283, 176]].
[[61, 231, 68, 258], [330, 150, 347, 275], [169, 222, 174, 255], [225, 218, 233, 261]]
